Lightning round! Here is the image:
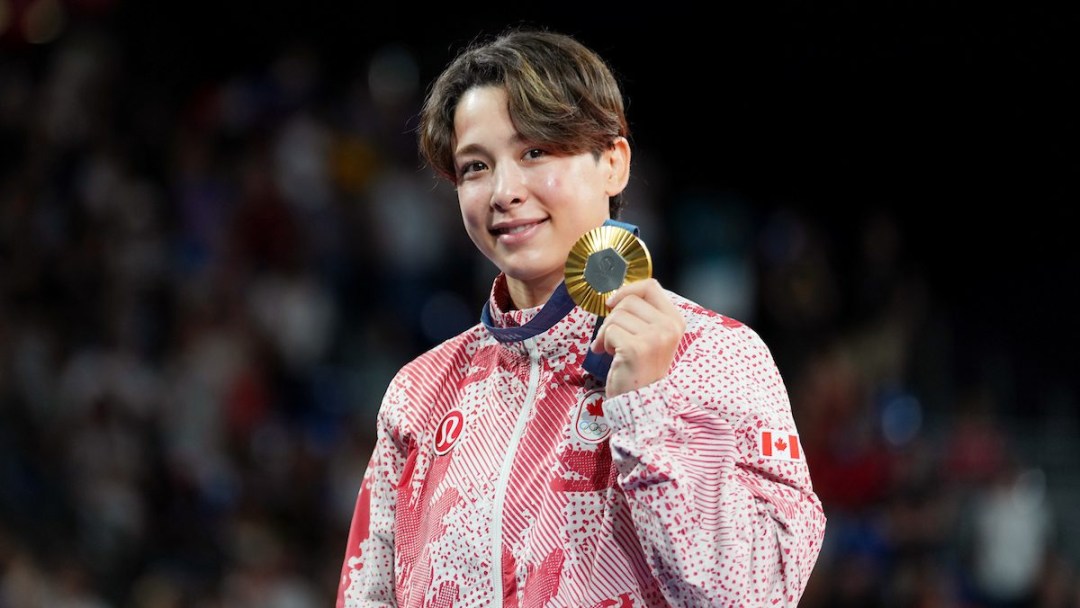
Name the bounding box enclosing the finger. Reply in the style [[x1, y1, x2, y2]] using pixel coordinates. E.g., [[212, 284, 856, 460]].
[[608, 290, 685, 335], [605, 277, 658, 308], [590, 321, 607, 353], [600, 305, 651, 338], [606, 293, 662, 325], [591, 306, 648, 353], [607, 278, 678, 315], [595, 322, 634, 356], [609, 304, 686, 360]]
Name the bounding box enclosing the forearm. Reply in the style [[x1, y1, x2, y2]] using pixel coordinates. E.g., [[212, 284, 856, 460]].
[[337, 406, 405, 607], [605, 378, 825, 606]]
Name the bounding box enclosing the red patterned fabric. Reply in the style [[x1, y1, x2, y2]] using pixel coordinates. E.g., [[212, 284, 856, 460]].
[[337, 276, 826, 607]]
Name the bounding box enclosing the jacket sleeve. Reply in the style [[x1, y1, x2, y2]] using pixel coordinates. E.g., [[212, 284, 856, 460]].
[[336, 373, 411, 608], [602, 318, 826, 607]]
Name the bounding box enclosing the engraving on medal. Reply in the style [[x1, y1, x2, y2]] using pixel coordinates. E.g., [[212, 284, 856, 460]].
[[583, 248, 627, 294]]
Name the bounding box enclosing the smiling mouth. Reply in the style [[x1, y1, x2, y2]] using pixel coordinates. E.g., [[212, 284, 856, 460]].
[[491, 219, 546, 236]]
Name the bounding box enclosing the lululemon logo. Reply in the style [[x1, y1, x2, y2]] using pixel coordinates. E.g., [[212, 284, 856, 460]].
[[574, 390, 611, 443], [434, 409, 465, 455]]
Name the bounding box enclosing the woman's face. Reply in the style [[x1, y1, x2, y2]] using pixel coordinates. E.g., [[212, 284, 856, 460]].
[[452, 85, 629, 309]]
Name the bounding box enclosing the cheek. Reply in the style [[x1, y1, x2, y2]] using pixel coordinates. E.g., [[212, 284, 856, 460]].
[[457, 191, 489, 242], [543, 163, 602, 202], [538, 172, 560, 191], [456, 187, 483, 222], [538, 168, 577, 199], [547, 170, 609, 221]]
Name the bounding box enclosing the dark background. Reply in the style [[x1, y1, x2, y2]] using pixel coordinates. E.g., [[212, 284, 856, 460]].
[[122, 6, 1075, 350], [2, 2, 1078, 606], [101, 2, 1077, 404]]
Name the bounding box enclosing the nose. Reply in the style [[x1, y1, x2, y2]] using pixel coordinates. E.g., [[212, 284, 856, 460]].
[[491, 162, 526, 211]]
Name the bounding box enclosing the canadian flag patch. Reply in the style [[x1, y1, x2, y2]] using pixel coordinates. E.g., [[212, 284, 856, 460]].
[[760, 430, 801, 461]]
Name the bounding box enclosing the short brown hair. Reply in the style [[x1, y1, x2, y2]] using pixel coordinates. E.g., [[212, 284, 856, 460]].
[[418, 28, 631, 217]]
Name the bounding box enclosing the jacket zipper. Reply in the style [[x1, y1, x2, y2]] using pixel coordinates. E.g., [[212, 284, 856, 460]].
[[490, 337, 542, 605]]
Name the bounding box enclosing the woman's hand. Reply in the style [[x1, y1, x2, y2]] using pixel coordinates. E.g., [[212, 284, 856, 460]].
[[591, 278, 687, 397]]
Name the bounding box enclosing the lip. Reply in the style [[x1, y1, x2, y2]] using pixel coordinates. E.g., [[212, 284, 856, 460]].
[[490, 218, 548, 245]]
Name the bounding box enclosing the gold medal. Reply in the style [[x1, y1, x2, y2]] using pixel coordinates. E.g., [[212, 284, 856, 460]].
[[564, 224, 652, 316]]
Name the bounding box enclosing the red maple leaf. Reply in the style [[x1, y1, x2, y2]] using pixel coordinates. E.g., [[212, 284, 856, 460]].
[[775, 438, 787, 452], [586, 398, 605, 418], [720, 315, 744, 329]]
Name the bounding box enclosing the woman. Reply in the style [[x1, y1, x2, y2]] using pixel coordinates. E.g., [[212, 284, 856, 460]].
[[337, 27, 825, 607]]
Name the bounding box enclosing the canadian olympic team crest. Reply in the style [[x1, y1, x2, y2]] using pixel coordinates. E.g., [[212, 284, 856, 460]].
[[574, 390, 611, 443], [434, 409, 465, 455]]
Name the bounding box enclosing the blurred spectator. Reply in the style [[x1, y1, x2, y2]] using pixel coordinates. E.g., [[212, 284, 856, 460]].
[[962, 463, 1055, 607]]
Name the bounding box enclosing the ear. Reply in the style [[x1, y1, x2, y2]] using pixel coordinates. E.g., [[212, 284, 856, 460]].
[[603, 137, 631, 197]]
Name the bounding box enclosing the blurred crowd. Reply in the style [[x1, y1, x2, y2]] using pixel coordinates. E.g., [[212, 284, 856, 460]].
[[2, 10, 1079, 608]]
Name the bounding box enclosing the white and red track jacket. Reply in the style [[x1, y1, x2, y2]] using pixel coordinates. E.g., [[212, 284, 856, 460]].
[[337, 274, 826, 607]]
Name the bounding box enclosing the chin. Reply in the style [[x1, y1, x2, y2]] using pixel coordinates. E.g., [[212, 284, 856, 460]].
[[501, 262, 562, 287]]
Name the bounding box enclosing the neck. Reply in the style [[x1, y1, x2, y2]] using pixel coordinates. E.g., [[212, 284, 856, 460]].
[[505, 273, 562, 310]]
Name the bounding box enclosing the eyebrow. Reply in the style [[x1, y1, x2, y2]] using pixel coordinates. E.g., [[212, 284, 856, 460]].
[[452, 142, 486, 160], [453, 133, 528, 160]]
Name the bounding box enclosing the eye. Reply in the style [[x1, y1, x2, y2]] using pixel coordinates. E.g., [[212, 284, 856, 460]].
[[524, 148, 546, 160], [457, 160, 487, 179]]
